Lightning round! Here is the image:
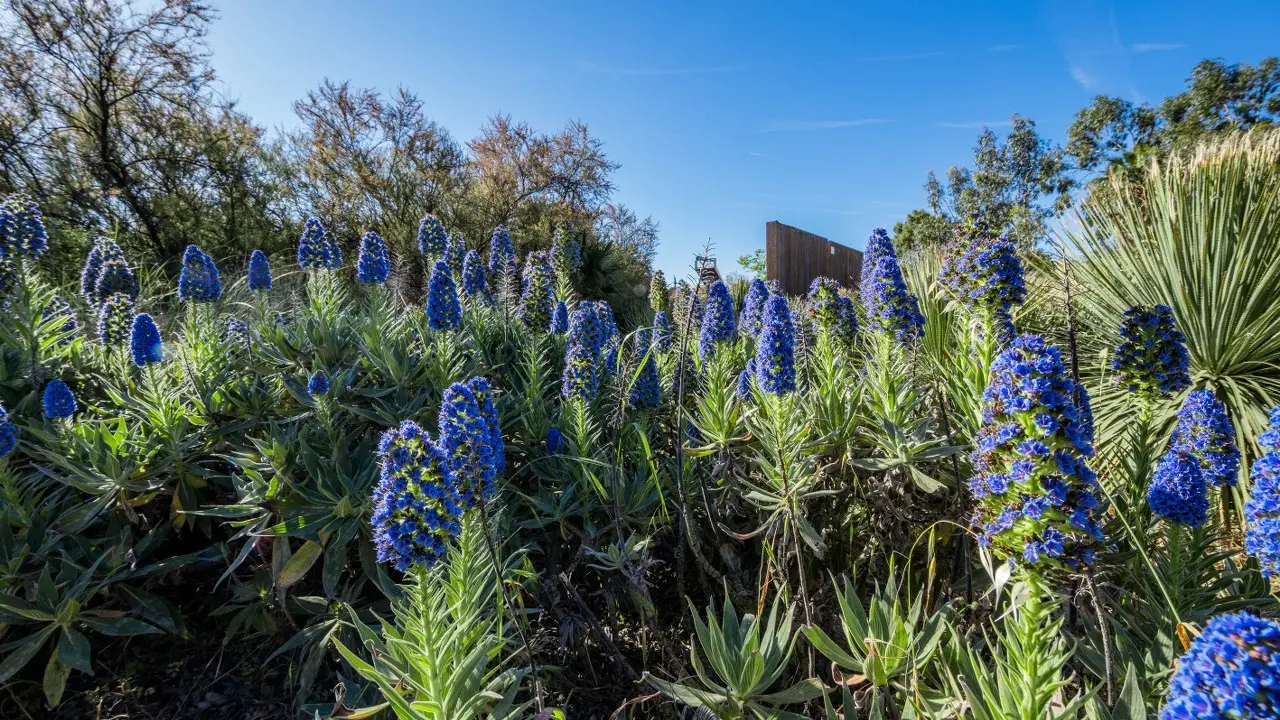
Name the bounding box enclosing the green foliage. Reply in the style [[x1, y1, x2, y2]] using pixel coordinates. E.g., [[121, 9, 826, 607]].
[[738, 248, 766, 278]]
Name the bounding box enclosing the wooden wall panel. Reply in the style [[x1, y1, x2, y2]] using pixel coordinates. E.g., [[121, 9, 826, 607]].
[[765, 221, 863, 296]]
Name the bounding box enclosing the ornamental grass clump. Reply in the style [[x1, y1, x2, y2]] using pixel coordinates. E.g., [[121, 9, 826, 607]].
[[859, 227, 924, 343], [967, 334, 1100, 571], [1245, 407, 1280, 576], [371, 420, 463, 572], [356, 231, 391, 285], [1113, 305, 1191, 400]]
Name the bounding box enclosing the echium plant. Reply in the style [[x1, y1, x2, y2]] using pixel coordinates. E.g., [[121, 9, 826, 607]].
[[97, 293, 133, 346], [178, 244, 222, 303], [516, 251, 554, 331], [426, 260, 461, 331], [832, 295, 857, 350], [1245, 407, 1280, 576], [223, 316, 250, 352], [417, 213, 448, 259], [42, 379, 77, 419], [443, 231, 466, 274], [653, 310, 671, 352], [297, 217, 335, 269], [551, 300, 568, 334], [357, 231, 391, 285], [740, 278, 769, 337], [488, 224, 516, 280], [1113, 305, 1191, 401], [1148, 448, 1208, 528], [247, 249, 271, 292], [968, 334, 1101, 570], [754, 295, 796, 396], [939, 216, 1025, 344], [0, 402, 16, 457], [859, 227, 924, 343], [562, 303, 604, 402], [1169, 389, 1240, 488], [80, 237, 125, 304], [550, 224, 582, 278], [461, 249, 488, 299], [699, 280, 736, 358], [806, 276, 842, 339], [629, 329, 660, 409], [130, 313, 163, 367], [1160, 611, 1280, 719], [371, 420, 464, 572], [94, 256, 137, 306], [467, 376, 504, 476], [0, 193, 48, 257], [438, 381, 498, 508], [649, 270, 668, 313]]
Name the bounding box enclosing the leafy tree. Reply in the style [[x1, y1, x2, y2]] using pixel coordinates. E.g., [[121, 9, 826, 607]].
[[737, 248, 765, 278], [891, 209, 952, 255], [1067, 57, 1280, 174], [922, 115, 1074, 249], [597, 203, 659, 264]]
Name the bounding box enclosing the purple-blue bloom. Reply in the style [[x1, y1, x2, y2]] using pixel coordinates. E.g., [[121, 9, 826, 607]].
[[97, 293, 133, 346], [466, 376, 504, 477], [629, 329, 661, 409], [247, 249, 271, 292], [81, 237, 125, 304], [130, 313, 163, 366], [755, 295, 796, 396], [460, 249, 488, 299], [0, 403, 16, 457], [356, 231, 391, 285], [699, 280, 736, 358], [42, 379, 76, 419], [551, 300, 569, 334], [425, 261, 461, 330], [1170, 389, 1240, 488], [417, 214, 448, 258], [1160, 611, 1280, 720], [653, 310, 671, 352], [516, 251, 554, 331], [178, 244, 222, 303], [0, 194, 48, 257], [939, 217, 1026, 325], [371, 421, 463, 572], [308, 370, 330, 397], [740, 278, 769, 337], [551, 225, 582, 277], [487, 225, 516, 280], [297, 217, 333, 270], [860, 228, 924, 343], [1245, 406, 1280, 576], [1113, 305, 1192, 399], [439, 382, 496, 507], [1148, 449, 1208, 527]]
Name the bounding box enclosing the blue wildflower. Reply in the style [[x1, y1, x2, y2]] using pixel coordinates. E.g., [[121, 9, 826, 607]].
[[1113, 305, 1191, 399], [1245, 406, 1280, 576], [297, 217, 334, 269], [466, 376, 504, 477], [740, 278, 769, 337], [223, 316, 250, 352], [551, 300, 569, 334], [94, 258, 137, 306], [42, 379, 76, 419], [1160, 611, 1280, 720], [130, 313, 163, 366], [653, 310, 671, 352], [0, 194, 47, 257], [968, 334, 1100, 570], [178, 244, 222, 303], [699, 280, 736, 358], [551, 225, 582, 277], [1149, 449, 1208, 528], [417, 214, 448, 258], [561, 340, 599, 403], [308, 370, 330, 397], [354, 231, 391, 285], [516, 251, 554, 331], [439, 382, 495, 507], [487, 225, 516, 280], [425, 261, 461, 330], [833, 295, 858, 349], [460, 249, 488, 299], [1170, 389, 1240, 488], [247, 249, 271, 292], [97, 293, 133, 346], [737, 358, 755, 400], [630, 329, 661, 409], [546, 427, 562, 455], [443, 232, 466, 274], [939, 217, 1026, 327], [0, 403, 16, 457], [806, 277, 842, 337], [859, 227, 925, 342], [371, 421, 463, 572], [80, 237, 125, 304], [755, 295, 796, 396]]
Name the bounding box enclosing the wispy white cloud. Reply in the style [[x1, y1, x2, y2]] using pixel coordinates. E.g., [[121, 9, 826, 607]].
[[988, 44, 1023, 52], [1070, 65, 1097, 89], [1130, 42, 1186, 53], [747, 152, 770, 157], [936, 120, 1014, 129], [577, 61, 748, 76], [762, 119, 892, 132], [857, 51, 947, 62]]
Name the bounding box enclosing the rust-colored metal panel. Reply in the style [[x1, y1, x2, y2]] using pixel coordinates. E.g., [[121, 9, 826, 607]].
[[765, 221, 863, 296]]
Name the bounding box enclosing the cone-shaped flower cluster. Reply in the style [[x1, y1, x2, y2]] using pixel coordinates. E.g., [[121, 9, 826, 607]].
[[488, 225, 516, 280], [517, 251, 554, 331], [1160, 611, 1280, 719], [223, 316, 250, 352], [562, 302, 607, 402], [417, 214, 448, 258], [443, 232, 465, 274], [737, 358, 756, 401], [551, 225, 582, 278], [859, 228, 924, 342], [630, 329, 661, 409], [1148, 449, 1208, 528], [461, 249, 487, 299], [653, 310, 671, 352], [247, 249, 271, 292], [42, 379, 76, 419], [439, 381, 498, 507], [297, 217, 341, 269], [1169, 389, 1240, 488], [546, 427, 562, 455], [551, 300, 568, 334], [467, 376, 504, 476], [650, 270, 668, 313], [130, 313, 163, 366], [806, 277, 842, 336], [0, 403, 16, 457], [178, 244, 222, 303], [1113, 305, 1191, 399], [81, 237, 126, 304], [699, 280, 736, 358], [1245, 407, 1280, 576], [308, 370, 329, 397], [356, 231, 390, 285], [97, 294, 134, 346], [833, 295, 858, 349], [740, 278, 769, 337], [0, 194, 48, 257], [968, 334, 1101, 570], [425, 261, 461, 330], [43, 295, 78, 343], [371, 420, 463, 572], [755, 295, 796, 396], [939, 218, 1026, 318]]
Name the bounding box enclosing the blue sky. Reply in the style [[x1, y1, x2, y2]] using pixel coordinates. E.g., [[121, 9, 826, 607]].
[[208, 1, 1280, 280]]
